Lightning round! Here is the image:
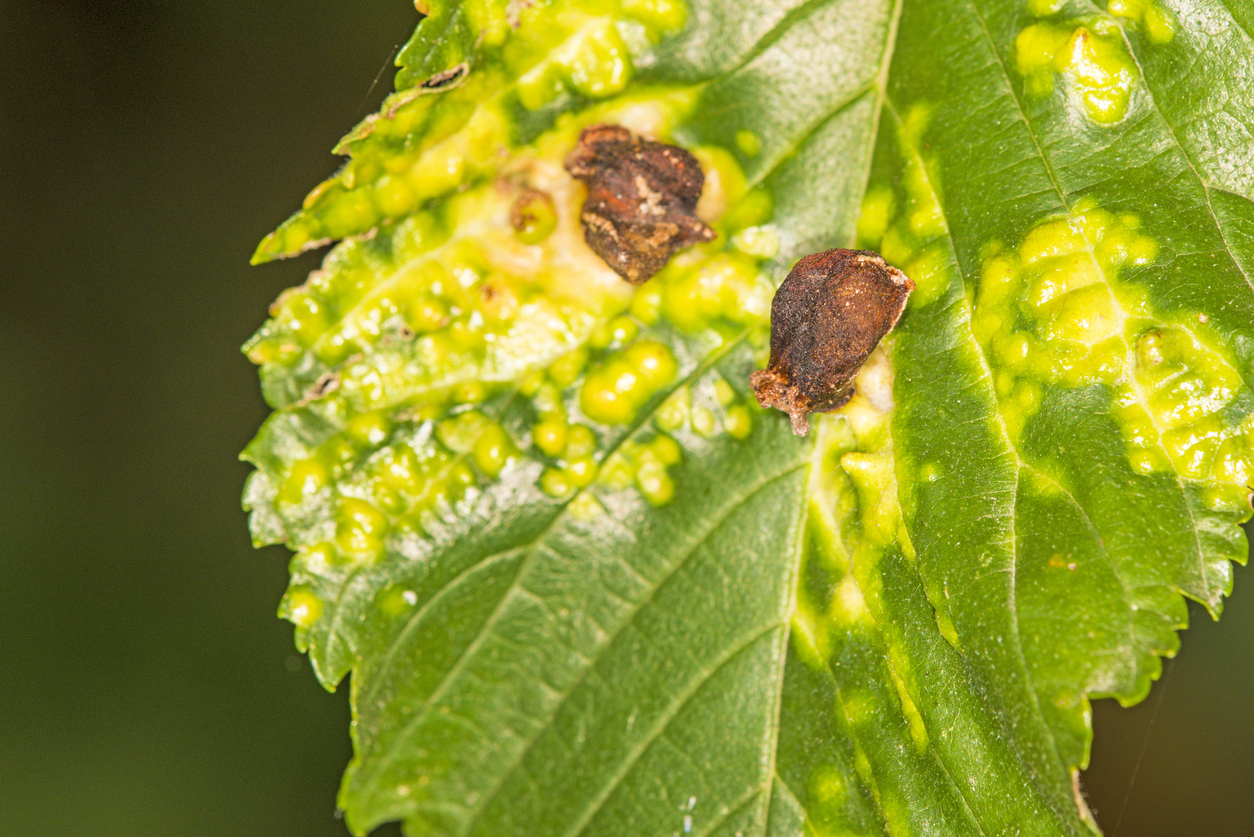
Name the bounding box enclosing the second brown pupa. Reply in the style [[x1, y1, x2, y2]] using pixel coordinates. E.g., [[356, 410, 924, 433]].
[[750, 248, 914, 436]]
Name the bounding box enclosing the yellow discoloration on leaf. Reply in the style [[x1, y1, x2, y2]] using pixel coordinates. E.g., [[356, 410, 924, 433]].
[[1014, 20, 1138, 124], [974, 200, 1254, 490]]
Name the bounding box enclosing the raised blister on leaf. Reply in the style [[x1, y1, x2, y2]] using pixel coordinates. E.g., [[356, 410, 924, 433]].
[[510, 188, 558, 244], [564, 123, 716, 284], [751, 249, 913, 436]]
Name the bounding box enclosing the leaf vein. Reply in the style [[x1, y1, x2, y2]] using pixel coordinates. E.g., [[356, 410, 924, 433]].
[[462, 459, 805, 835], [563, 621, 788, 837], [1107, 17, 1254, 303]]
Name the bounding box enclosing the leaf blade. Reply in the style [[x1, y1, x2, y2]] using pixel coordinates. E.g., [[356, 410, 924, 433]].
[[243, 1, 1254, 834]]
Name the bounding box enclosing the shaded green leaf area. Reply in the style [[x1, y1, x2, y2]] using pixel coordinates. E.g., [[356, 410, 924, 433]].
[[243, 0, 1254, 834]]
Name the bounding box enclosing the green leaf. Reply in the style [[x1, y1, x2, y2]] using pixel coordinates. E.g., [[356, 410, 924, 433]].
[[242, 0, 1254, 834]]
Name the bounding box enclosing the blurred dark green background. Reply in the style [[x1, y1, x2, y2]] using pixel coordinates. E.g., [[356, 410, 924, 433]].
[[0, 2, 1249, 835]]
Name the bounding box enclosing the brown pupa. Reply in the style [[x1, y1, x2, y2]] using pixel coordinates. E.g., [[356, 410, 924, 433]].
[[750, 249, 914, 436], [564, 124, 716, 284]]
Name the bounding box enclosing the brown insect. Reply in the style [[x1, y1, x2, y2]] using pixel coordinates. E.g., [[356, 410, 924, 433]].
[[750, 249, 914, 436], [564, 124, 716, 284]]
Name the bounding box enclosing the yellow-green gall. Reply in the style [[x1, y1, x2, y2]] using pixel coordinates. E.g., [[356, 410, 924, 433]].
[[635, 459, 675, 506], [832, 575, 872, 627], [734, 129, 761, 157], [565, 424, 598, 459], [374, 446, 423, 504], [473, 424, 517, 478], [995, 370, 1016, 399], [531, 382, 565, 419], [1014, 23, 1137, 124], [841, 452, 900, 546], [630, 285, 663, 325], [879, 224, 914, 270], [1213, 434, 1254, 485], [691, 406, 717, 438], [1142, 5, 1177, 43], [336, 498, 389, 556], [274, 292, 331, 343], [610, 316, 640, 345], [244, 335, 300, 367], [808, 765, 848, 816], [730, 226, 780, 260], [655, 387, 689, 431], [374, 174, 418, 219], [598, 453, 635, 489], [580, 342, 678, 425], [580, 369, 639, 427], [661, 254, 769, 332], [406, 299, 448, 334], [377, 584, 419, 617], [565, 21, 632, 98], [453, 380, 488, 404], [968, 202, 1254, 487], [1027, 0, 1064, 15], [649, 434, 682, 466], [519, 370, 546, 397], [1109, 0, 1177, 44], [279, 458, 329, 505], [725, 405, 753, 439], [517, 62, 569, 112], [719, 187, 774, 234], [318, 191, 381, 241], [533, 417, 569, 457], [480, 279, 521, 324], [448, 461, 477, 489], [321, 436, 359, 471], [564, 456, 598, 488], [621, 0, 688, 39], [589, 316, 639, 349], [549, 348, 590, 388], [626, 340, 678, 386], [283, 588, 323, 629], [856, 187, 895, 249], [369, 478, 403, 517], [296, 542, 338, 572], [437, 410, 492, 454], [541, 468, 573, 498], [510, 189, 558, 245], [448, 320, 485, 352], [902, 243, 950, 308], [346, 411, 391, 447], [569, 493, 605, 521], [692, 144, 747, 222]]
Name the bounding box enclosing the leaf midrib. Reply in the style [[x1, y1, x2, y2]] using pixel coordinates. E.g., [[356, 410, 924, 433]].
[[882, 79, 1072, 797], [877, 7, 1219, 825], [356, 0, 914, 814]]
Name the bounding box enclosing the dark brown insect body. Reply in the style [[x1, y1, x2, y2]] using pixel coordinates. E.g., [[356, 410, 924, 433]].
[[750, 249, 914, 436], [564, 124, 716, 284]]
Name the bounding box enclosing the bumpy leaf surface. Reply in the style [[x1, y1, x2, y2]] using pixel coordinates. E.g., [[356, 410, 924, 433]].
[[244, 1, 1254, 834]]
